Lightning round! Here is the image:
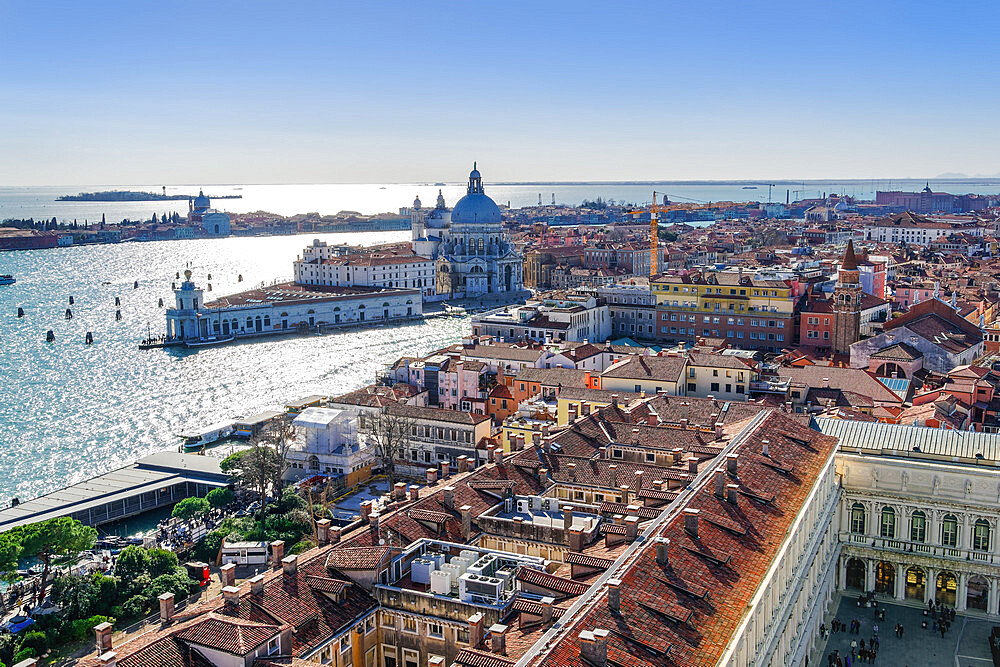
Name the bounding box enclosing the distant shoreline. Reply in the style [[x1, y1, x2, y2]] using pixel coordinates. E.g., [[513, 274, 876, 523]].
[[57, 190, 243, 202]]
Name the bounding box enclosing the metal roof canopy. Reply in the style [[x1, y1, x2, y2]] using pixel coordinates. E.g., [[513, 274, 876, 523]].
[[812, 417, 1000, 466], [0, 452, 230, 532]]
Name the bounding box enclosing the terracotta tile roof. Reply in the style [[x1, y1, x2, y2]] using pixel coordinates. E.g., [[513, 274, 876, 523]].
[[564, 552, 616, 570], [516, 567, 590, 596], [324, 546, 392, 570], [176, 616, 279, 655], [454, 648, 518, 667], [535, 409, 838, 667]]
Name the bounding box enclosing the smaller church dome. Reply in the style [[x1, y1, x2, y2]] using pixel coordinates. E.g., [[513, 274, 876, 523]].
[[193, 189, 210, 210]]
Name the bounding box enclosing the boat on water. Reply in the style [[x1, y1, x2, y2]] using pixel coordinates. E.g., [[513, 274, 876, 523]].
[[742, 186, 758, 189], [178, 421, 234, 450], [184, 335, 236, 348], [0, 275, 15, 286], [434, 182, 446, 186]]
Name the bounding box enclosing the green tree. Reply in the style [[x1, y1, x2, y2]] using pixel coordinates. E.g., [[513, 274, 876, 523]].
[[172, 497, 210, 521], [0, 517, 96, 604], [206, 487, 234, 509]]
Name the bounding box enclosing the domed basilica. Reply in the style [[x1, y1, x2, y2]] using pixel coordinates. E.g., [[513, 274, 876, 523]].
[[410, 165, 524, 299]]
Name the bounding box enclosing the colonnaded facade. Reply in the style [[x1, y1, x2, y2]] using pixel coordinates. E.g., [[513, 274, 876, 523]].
[[817, 418, 1000, 614]]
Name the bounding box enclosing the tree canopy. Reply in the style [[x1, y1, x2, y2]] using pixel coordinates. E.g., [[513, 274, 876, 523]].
[[0, 517, 96, 602], [171, 497, 210, 521]]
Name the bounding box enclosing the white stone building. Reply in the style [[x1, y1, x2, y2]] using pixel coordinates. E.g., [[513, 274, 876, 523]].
[[471, 291, 611, 343], [817, 418, 1000, 615], [293, 241, 438, 302], [285, 407, 377, 480], [410, 165, 524, 300]]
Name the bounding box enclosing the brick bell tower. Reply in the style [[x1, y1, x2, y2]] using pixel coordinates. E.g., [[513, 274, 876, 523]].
[[832, 240, 862, 355]]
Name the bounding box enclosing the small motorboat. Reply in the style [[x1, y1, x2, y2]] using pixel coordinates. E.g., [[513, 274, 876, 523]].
[[184, 335, 236, 348], [0, 275, 15, 286], [178, 421, 234, 450]]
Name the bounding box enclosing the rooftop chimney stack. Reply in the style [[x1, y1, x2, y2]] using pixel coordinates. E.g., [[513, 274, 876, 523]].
[[443, 486, 455, 510], [460, 505, 473, 540], [726, 453, 739, 476], [220, 563, 236, 587], [441, 460, 451, 478], [330, 526, 342, 544], [223, 585, 241, 607], [727, 483, 740, 504], [624, 515, 639, 541], [607, 579, 622, 613], [394, 482, 407, 501], [270, 540, 285, 568], [489, 624, 508, 655], [468, 613, 485, 649], [282, 555, 298, 577], [654, 537, 670, 565], [714, 467, 726, 497], [563, 505, 575, 531], [567, 462, 577, 480], [761, 439, 770, 457], [316, 518, 331, 545], [158, 592, 175, 623], [426, 468, 439, 485], [684, 508, 700, 538], [579, 628, 609, 667], [250, 574, 266, 595], [686, 456, 699, 474], [94, 621, 113, 654]]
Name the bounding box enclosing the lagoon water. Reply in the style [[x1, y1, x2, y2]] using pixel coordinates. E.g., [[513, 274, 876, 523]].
[[0, 231, 471, 505]]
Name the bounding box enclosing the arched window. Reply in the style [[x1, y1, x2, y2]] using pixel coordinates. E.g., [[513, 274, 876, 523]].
[[263, 315, 270, 327], [910, 511, 926, 542], [880, 506, 896, 538], [469, 238, 475, 255], [246, 317, 253, 329], [941, 514, 959, 547], [478, 237, 485, 254], [850, 502, 866, 534], [974, 519, 991, 552]]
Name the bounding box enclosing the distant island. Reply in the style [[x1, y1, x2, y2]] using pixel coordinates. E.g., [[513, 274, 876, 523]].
[[57, 190, 243, 202]]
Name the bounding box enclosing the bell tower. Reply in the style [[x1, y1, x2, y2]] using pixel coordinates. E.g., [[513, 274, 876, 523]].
[[831, 240, 862, 355]]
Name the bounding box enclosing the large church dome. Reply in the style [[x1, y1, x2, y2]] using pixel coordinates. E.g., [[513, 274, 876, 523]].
[[451, 164, 502, 224]]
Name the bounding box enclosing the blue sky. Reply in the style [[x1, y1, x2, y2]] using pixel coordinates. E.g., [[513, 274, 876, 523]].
[[1, 0, 998, 185]]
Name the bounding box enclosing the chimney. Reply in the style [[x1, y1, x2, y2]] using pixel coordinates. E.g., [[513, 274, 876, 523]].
[[94, 621, 113, 654], [684, 508, 700, 538], [489, 623, 508, 655], [409, 485, 420, 501], [540, 596, 555, 623], [250, 573, 266, 595], [611, 393, 619, 407], [579, 628, 609, 667], [726, 453, 739, 476], [714, 468, 726, 497], [316, 518, 331, 545], [270, 540, 285, 568], [607, 579, 622, 613], [727, 483, 740, 504], [223, 585, 241, 607], [468, 613, 485, 648], [679, 418, 689, 430], [582, 402, 591, 416], [686, 456, 699, 474], [563, 505, 575, 531], [625, 515, 639, 541], [441, 460, 451, 478], [654, 537, 670, 565], [619, 484, 631, 505], [761, 439, 770, 457], [715, 421, 724, 437], [598, 446, 607, 459], [494, 448, 504, 466], [370, 513, 380, 539], [394, 482, 407, 501], [158, 592, 175, 623], [542, 424, 551, 439], [822, 377, 830, 388], [282, 554, 298, 576], [330, 526, 342, 544], [568, 526, 585, 552], [220, 562, 236, 587], [567, 462, 577, 480], [569, 404, 578, 421], [359, 501, 372, 523], [539, 467, 549, 482], [626, 504, 640, 518], [443, 486, 455, 510], [460, 505, 473, 540], [633, 470, 643, 489], [426, 468, 439, 485], [98, 653, 116, 667]]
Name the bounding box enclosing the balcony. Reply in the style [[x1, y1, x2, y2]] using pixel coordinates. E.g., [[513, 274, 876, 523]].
[[840, 532, 1000, 566]]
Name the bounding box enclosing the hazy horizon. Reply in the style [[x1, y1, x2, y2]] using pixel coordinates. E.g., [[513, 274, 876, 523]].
[[2, 0, 998, 186]]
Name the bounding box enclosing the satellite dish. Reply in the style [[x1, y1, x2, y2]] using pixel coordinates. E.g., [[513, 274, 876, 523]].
[[379, 539, 386, 545]]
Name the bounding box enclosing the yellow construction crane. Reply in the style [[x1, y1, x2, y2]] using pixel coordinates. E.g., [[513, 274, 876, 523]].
[[627, 191, 662, 278]]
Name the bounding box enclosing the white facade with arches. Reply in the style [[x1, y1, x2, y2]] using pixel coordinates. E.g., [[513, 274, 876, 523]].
[[825, 420, 1000, 616]]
